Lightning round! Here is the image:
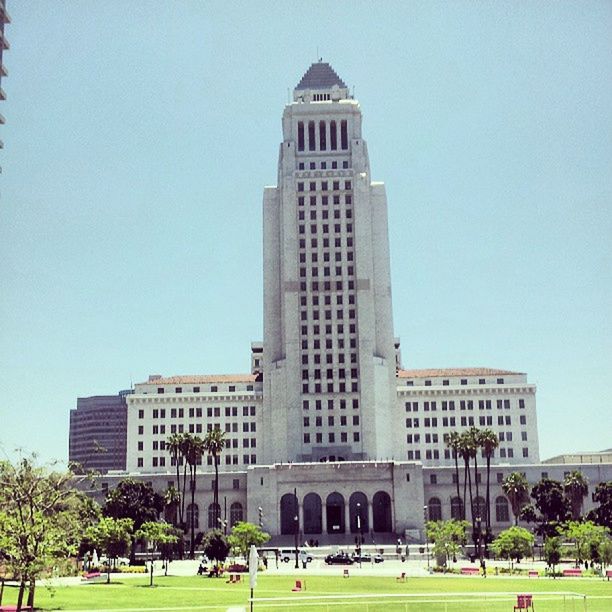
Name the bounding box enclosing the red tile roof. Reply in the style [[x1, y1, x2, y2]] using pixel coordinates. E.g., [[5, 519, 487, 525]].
[[397, 367, 523, 378]]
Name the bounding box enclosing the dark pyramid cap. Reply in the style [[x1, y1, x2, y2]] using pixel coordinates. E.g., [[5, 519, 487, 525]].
[[295, 62, 347, 90]]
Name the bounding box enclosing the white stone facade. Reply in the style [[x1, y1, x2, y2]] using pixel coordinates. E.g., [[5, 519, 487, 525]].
[[106, 62, 571, 543]]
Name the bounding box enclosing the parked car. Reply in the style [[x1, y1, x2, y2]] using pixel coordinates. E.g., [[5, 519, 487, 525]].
[[280, 549, 313, 563], [324, 552, 354, 565], [352, 552, 384, 563]]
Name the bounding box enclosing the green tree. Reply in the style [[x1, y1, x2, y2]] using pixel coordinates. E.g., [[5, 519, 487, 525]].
[[502, 472, 530, 526], [86, 517, 133, 584], [587, 482, 612, 529], [103, 478, 164, 562], [0, 456, 94, 611], [480, 428, 499, 549], [228, 522, 270, 565], [531, 478, 569, 538], [563, 471, 589, 520], [544, 536, 562, 576], [202, 529, 231, 564], [491, 526, 534, 569], [425, 519, 469, 571], [135, 521, 178, 586], [561, 520, 609, 568], [163, 485, 181, 527], [203, 428, 226, 531], [599, 537, 612, 570]]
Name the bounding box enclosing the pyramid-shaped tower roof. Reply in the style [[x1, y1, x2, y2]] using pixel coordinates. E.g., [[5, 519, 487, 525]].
[[295, 62, 347, 91]]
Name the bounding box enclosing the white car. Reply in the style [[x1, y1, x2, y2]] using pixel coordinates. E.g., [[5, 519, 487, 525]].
[[99, 556, 129, 566]]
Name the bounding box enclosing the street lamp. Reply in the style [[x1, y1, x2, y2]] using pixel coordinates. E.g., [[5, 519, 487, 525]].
[[356, 502, 362, 568], [423, 505, 430, 569], [475, 515, 482, 562], [293, 487, 299, 569]]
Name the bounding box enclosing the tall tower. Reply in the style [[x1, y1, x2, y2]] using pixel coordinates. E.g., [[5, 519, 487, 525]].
[[262, 62, 397, 464]]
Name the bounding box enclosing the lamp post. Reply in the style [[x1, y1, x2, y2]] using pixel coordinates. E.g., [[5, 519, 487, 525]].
[[475, 515, 482, 562], [423, 505, 430, 569], [356, 502, 362, 568], [293, 487, 299, 569]]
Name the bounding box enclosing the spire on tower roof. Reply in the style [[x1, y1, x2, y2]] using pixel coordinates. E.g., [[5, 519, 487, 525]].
[[295, 62, 347, 91]]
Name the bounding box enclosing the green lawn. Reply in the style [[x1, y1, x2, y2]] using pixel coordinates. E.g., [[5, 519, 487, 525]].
[[1, 575, 610, 611]]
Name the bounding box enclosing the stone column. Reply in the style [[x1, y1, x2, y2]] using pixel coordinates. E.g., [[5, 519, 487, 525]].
[[344, 502, 351, 535], [322, 502, 327, 534], [368, 501, 374, 534]]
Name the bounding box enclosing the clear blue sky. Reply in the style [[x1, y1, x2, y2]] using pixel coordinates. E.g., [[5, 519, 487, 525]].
[[1, 1, 610, 464]]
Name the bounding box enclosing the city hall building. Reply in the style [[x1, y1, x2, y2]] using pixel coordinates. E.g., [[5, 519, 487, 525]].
[[75, 63, 609, 544]]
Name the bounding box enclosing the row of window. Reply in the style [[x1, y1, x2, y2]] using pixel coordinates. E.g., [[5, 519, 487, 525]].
[[303, 431, 360, 444], [427, 496, 511, 523], [298, 208, 352, 222], [404, 399, 525, 412], [184, 502, 243, 530], [297, 120, 349, 152], [137, 454, 258, 468], [298, 236, 354, 250], [298, 223, 353, 235], [297, 180, 352, 192], [303, 398, 359, 410], [304, 415, 360, 427], [155, 384, 254, 394], [406, 377, 508, 387], [406, 415, 517, 428], [408, 446, 529, 461], [299, 265, 354, 278], [296, 160, 350, 170], [297, 194, 352, 207], [139, 405, 257, 419], [301, 337, 358, 351], [301, 368, 359, 380], [301, 292, 355, 305], [301, 352, 358, 365], [302, 382, 359, 394]]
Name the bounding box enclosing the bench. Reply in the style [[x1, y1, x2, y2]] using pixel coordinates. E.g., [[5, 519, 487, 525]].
[[460, 567, 480, 575], [563, 568, 582, 577], [514, 594, 534, 611], [528, 570, 539, 578], [606, 570, 612, 581]]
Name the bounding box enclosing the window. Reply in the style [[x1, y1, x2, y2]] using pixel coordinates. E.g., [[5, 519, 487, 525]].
[[297, 122, 304, 151], [495, 496, 510, 522], [308, 121, 315, 151], [340, 120, 348, 149]]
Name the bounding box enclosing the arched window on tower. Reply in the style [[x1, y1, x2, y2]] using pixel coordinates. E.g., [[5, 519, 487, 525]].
[[319, 121, 327, 151], [330, 121, 337, 150], [230, 502, 243, 527], [297, 121, 304, 151], [308, 121, 316, 151], [340, 120, 348, 150]]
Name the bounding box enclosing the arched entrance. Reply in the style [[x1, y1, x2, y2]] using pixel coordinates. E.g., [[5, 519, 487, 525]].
[[279, 493, 298, 535], [326, 492, 345, 534], [303, 493, 322, 534], [349, 492, 369, 534], [372, 491, 392, 532]]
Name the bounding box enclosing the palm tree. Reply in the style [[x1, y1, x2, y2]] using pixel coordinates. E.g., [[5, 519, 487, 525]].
[[502, 472, 530, 526], [166, 433, 186, 527], [184, 434, 204, 559], [446, 431, 463, 517], [563, 471, 588, 520], [468, 427, 483, 557], [203, 428, 226, 531], [479, 428, 499, 550], [458, 430, 475, 527], [163, 485, 181, 527]]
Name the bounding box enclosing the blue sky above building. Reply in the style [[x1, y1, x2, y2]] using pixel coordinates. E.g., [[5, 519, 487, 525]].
[[0, 1, 610, 463]]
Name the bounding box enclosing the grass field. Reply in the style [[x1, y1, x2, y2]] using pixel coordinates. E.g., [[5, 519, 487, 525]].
[[1, 575, 611, 611]]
